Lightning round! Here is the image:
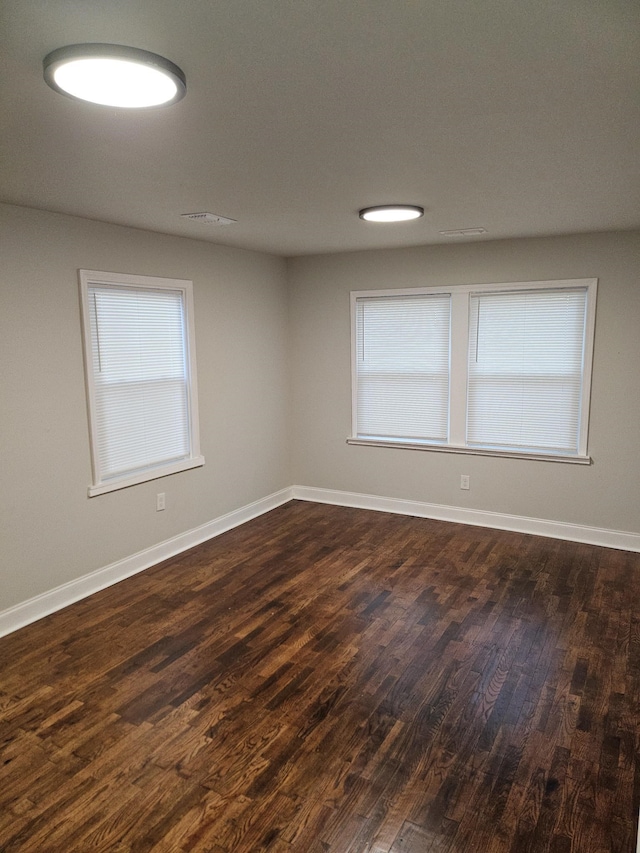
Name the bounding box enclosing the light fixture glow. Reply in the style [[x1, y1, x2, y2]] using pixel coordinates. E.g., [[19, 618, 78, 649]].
[[43, 44, 186, 108], [359, 205, 424, 223]]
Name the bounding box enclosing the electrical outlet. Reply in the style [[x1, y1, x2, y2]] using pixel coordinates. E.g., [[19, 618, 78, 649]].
[[460, 475, 470, 490], [156, 492, 166, 511]]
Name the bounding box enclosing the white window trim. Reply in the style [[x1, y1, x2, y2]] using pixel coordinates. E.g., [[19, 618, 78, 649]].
[[349, 278, 597, 464], [79, 269, 205, 496]]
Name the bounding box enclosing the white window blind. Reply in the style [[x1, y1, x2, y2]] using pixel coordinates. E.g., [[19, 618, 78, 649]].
[[354, 294, 451, 442], [467, 288, 588, 454], [80, 271, 204, 495], [350, 279, 596, 462]]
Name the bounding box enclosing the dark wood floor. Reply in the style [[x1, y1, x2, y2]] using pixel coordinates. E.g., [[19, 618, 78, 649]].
[[1, 500, 639, 852]]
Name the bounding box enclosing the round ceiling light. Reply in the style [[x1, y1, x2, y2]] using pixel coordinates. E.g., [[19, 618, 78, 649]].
[[43, 44, 186, 108], [359, 205, 424, 223]]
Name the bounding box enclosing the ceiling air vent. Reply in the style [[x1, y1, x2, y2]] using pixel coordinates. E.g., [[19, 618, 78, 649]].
[[439, 227, 487, 237], [180, 212, 236, 226]]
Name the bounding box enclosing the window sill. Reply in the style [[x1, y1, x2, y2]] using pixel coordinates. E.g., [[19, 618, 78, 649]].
[[346, 438, 591, 465], [88, 456, 206, 497]]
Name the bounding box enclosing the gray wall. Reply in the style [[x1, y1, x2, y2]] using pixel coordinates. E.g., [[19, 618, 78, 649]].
[[0, 204, 290, 611], [287, 231, 640, 534]]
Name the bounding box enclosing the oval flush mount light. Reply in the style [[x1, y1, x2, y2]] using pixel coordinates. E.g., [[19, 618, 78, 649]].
[[359, 204, 424, 223], [43, 44, 186, 108]]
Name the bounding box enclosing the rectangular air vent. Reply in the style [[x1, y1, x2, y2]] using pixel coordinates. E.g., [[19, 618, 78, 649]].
[[180, 212, 237, 226], [439, 227, 487, 237]]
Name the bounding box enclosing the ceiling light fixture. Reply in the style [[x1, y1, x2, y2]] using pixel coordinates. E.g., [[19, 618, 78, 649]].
[[43, 44, 186, 108], [359, 205, 424, 223]]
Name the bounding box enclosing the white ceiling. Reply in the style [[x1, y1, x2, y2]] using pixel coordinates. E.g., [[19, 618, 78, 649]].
[[1, 0, 638, 256]]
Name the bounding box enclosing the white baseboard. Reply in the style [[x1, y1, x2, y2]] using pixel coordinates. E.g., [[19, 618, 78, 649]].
[[2, 484, 638, 640], [0, 487, 293, 639], [291, 485, 640, 553]]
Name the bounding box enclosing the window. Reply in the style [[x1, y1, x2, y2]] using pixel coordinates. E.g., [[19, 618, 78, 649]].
[[80, 270, 204, 496], [354, 294, 451, 443], [350, 279, 597, 462]]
